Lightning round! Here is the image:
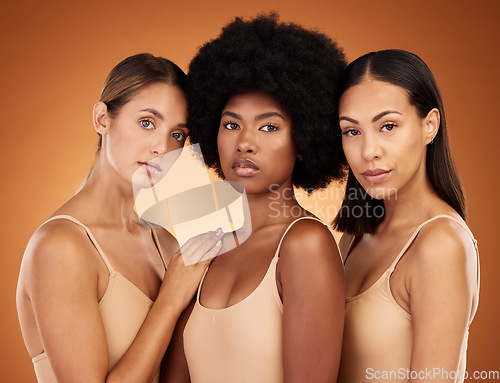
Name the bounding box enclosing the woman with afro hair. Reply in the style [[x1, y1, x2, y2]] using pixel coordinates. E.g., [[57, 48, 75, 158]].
[[162, 14, 347, 383]]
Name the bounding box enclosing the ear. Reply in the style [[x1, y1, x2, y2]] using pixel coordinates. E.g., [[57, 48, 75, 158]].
[[93, 102, 110, 136], [423, 108, 440, 145]]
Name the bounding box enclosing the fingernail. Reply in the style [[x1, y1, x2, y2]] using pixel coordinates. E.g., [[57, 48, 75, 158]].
[[215, 227, 223, 236], [216, 240, 222, 247]]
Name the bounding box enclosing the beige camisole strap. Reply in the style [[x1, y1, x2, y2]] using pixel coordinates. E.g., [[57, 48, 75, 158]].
[[31, 215, 165, 383], [388, 215, 478, 286], [338, 214, 480, 383], [183, 216, 324, 383]]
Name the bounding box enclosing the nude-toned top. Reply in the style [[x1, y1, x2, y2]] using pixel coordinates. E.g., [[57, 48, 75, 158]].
[[183, 216, 324, 383], [338, 215, 480, 383], [32, 215, 165, 383]]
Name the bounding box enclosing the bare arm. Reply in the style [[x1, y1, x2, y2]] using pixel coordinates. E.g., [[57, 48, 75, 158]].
[[18, 222, 221, 383], [279, 220, 345, 383], [160, 300, 195, 383], [407, 220, 478, 383]]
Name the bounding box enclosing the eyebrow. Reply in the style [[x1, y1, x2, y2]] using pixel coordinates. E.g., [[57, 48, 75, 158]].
[[339, 116, 359, 124], [372, 110, 401, 122], [221, 111, 241, 120], [139, 108, 164, 120], [255, 112, 285, 120], [220, 111, 285, 120], [339, 110, 402, 125]]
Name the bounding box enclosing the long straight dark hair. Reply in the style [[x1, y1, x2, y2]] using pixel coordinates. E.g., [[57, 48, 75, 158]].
[[332, 49, 466, 235]]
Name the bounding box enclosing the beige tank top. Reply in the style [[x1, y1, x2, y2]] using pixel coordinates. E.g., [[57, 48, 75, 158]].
[[183, 216, 323, 383], [31, 215, 165, 383], [338, 215, 480, 383]]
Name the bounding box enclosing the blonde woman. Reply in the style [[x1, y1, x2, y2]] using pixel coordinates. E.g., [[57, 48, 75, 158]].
[[17, 53, 222, 383]]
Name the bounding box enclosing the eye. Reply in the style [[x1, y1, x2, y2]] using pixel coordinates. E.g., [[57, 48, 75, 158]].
[[342, 129, 360, 137], [223, 122, 240, 130], [171, 132, 187, 142], [140, 119, 155, 130], [259, 124, 278, 132], [381, 123, 397, 132]]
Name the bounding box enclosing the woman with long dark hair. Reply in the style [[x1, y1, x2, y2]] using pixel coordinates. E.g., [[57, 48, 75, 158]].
[[17, 53, 222, 383], [334, 49, 479, 383]]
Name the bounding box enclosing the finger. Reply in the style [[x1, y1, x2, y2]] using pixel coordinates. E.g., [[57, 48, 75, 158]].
[[198, 239, 223, 263], [183, 236, 223, 266], [181, 229, 223, 263], [179, 227, 223, 254], [189, 231, 222, 260], [179, 231, 215, 254]]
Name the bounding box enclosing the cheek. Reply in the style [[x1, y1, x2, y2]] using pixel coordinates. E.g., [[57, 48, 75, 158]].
[[273, 132, 297, 158], [163, 143, 183, 164], [168, 139, 186, 156], [395, 131, 425, 167], [270, 139, 297, 179], [108, 127, 134, 157]]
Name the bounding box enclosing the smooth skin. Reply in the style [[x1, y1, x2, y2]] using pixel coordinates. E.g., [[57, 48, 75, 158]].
[[162, 91, 345, 383], [338, 79, 478, 383], [17, 83, 222, 383]]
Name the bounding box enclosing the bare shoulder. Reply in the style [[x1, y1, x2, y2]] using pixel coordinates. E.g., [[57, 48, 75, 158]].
[[20, 219, 98, 293], [279, 218, 340, 263], [410, 217, 476, 266], [404, 217, 478, 293], [276, 218, 345, 304], [401, 216, 479, 327]]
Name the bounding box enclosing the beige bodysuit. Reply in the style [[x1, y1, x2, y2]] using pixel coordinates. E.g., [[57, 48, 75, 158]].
[[183, 216, 324, 383], [32, 215, 165, 383], [338, 215, 480, 383]]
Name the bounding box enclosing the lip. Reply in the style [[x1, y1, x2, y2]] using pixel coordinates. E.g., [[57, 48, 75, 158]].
[[231, 158, 260, 177], [361, 168, 391, 184], [138, 161, 162, 174]]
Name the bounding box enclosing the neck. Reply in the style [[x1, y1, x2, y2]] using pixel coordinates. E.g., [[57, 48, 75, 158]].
[[378, 168, 442, 232], [244, 181, 306, 232], [78, 154, 140, 228]]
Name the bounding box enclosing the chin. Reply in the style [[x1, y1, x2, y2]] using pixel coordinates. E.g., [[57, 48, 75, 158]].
[[131, 177, 154, 190], [234, 179, 272, 196], [361, 185, 397, 200], [131, 169, 164, 190]]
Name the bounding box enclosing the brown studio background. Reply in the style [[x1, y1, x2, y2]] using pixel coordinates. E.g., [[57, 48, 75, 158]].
[[1, 0, 498, 381]]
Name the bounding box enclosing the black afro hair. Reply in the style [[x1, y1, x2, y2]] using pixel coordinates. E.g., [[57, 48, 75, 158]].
[[187, 12, 348, 191]]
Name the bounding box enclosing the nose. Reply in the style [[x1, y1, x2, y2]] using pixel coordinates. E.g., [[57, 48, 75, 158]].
[[361, 133, 382, 161], [236, 128, 257, 154], [151, 130, 169, 157]]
